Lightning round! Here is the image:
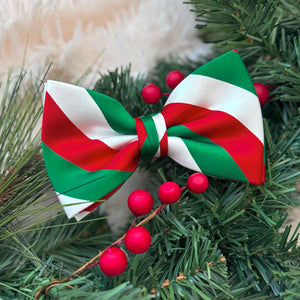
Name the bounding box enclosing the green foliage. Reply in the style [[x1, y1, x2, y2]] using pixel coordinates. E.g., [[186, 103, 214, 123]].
[[0, 0, 299, 299]]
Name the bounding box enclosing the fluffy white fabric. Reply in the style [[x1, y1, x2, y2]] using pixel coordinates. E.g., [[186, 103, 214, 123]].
[[0, 0, 210, 88]]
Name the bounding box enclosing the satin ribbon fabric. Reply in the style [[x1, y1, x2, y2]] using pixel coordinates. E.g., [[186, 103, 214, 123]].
[[42, 50, 265, 220]]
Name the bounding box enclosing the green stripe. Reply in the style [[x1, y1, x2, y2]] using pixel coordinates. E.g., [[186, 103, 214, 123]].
[[140, 115, 159, 157], [167, 125, 248, 182], [86, 89, 136, 135], [192, 51, 256, 96], [42, 142, 132, 200]]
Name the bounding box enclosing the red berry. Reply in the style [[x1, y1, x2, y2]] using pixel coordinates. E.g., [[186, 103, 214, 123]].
[[187, 173, 209, 194], [141, 84, 161, 104], [128, 190, 153, 216], [166, 70, 184, 89], [158, 181, 181, 204], [125, 227, 151, 254], [232, 49, 238, 52], [99, 247, 127, 276], [254, 82, 269, 105]]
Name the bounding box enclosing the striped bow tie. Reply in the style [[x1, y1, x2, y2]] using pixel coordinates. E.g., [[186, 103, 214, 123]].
[[41, 51, 265, 221]]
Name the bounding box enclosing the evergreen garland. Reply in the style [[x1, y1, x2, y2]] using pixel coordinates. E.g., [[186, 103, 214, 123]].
[[0, 0, 299, 299]]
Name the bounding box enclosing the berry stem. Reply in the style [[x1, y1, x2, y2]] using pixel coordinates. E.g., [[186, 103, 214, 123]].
[[111, 240, 124, 247], [129, 216, 137, 228], [85, 261, 99, 269], [181, 186, 186, 191], [155, 204, 164, 215], [162, 92, 170, 96]]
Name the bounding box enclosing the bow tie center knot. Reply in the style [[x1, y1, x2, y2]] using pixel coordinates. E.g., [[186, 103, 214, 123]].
[[135, 113, 168, 158]]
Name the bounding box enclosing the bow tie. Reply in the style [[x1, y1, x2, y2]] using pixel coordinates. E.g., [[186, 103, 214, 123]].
[[41, 51, 265, 221]]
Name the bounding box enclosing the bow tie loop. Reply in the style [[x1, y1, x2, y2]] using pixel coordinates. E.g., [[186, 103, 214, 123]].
[[135, 113, 168, 158]]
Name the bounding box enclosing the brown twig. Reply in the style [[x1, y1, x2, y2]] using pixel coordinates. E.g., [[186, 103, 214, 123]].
[[34, 204, 167, 299]]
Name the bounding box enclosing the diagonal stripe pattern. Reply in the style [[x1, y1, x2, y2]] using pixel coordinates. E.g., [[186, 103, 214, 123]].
[[42, 50, 265, 220]]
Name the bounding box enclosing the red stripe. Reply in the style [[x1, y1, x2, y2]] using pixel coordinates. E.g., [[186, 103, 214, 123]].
[[42, 92, 138, 172], [159, 132, 168, 157], [104, 141, 140, 171], [162, 102, 211, 127], [162, 103, 264, 184], [135, 117, 147, 150]]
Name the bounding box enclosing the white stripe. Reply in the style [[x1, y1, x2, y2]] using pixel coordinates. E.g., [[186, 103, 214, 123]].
[[168, 137, 202, 172], [152, 113, 167, 157], [165, 75, 264, 144], [45, 80, 137, 150], [58, 193, 94, 220], [152, 113, 166, 142]]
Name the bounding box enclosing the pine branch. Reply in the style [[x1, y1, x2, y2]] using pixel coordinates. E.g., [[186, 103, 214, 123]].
[[1, 1, 299, 298]]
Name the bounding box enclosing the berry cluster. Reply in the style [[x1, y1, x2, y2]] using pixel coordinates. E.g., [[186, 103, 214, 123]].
[[141, 70, 185, 104], [98, 173, 209, 277]]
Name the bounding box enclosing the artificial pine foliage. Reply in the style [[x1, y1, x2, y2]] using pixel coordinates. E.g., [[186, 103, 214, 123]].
[[0, 0, 299, 299]]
